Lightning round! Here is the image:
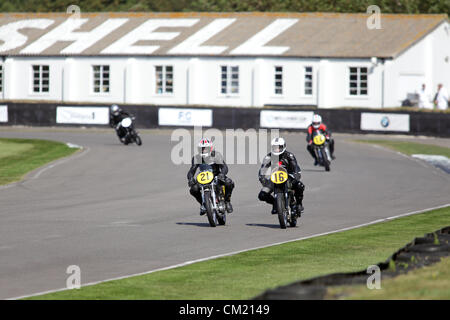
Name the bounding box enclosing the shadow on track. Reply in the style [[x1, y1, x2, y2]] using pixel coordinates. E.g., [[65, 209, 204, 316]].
[[176, 222, 211, 228], [246, 223, 282, 229]]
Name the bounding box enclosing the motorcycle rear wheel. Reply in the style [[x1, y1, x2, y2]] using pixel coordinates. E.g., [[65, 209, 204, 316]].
[[217, 212, 226, 225]]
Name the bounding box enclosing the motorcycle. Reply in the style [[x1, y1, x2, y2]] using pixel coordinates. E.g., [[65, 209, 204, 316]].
[[117, 117, 142, 146], [196, 164, 227, 227], [311, 131, 331, 171], [270, 164, 299, 229]]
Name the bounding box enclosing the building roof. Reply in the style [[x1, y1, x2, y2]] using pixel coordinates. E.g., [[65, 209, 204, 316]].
[[0, 12, 447, 58]]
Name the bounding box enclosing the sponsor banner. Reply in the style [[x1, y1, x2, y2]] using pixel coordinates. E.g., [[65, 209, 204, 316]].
[[0, 105, 7, 123], [158, 108, 212, 127], [56, 106, 109, 125], [360, 113, 410, 132], [260, 110, 314, 129]]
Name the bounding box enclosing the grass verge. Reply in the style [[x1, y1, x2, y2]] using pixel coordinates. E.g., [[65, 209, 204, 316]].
[[0, 138, 78, 185], [326, 257, 450, 299], [27, 206, 450, 300], [355, 139, 450, 158]]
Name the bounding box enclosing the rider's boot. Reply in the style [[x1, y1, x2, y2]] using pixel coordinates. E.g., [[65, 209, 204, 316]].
[[271, 202, 277, 215], [200, 205, 207, 216], [225, 201, 233, 213]]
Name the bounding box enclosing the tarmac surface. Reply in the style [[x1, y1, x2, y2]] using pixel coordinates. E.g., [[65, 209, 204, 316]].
[[0, 127, 449, 299]]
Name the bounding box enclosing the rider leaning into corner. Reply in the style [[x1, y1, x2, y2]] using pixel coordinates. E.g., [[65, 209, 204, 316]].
[[258, 137, 305, 216], [306, 114, 336, 165], [187, 138, 235, 216], [109, 104, 132, 142]]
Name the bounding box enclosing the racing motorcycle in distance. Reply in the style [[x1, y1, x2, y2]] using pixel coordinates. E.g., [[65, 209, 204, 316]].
[[196, 164, 227, 227], [116, 116, 142, 146], [311, 131, 332, 171], [270, 163, 299, 229]]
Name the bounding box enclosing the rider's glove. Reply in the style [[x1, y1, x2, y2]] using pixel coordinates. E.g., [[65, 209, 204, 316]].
[[188, 178, 195, 187], [218, 173, 226, 181], [293, 172, 302, 181], [308, 140, 313, 145]]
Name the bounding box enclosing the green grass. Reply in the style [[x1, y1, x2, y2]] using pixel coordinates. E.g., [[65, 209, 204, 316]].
[[27, 206, 450, 300], [356, 140, 450, 158], [326, 257, 450, 300], [0, 138, 78, 185]]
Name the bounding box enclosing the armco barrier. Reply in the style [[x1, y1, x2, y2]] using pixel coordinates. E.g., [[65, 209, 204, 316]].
[[253, 226, 450, 300], [0, 102, 449, 137]]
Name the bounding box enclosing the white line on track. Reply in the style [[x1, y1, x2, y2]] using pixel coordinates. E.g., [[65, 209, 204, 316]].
[[8, 202, 449, 300]]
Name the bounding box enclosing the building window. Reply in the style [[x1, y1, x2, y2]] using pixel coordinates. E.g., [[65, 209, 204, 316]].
[[274, 66, 283, 95], [93, 65, 110, 93], [304, 66, 313, 95], [155, 65, 173, 94], [220, 66, 239, 95], [349, 67, 368, 96], [32, 65, 49, 93], [0, 64, 3, 93]]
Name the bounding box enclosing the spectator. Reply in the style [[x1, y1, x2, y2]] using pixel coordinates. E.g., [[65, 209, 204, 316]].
[[433, 84, 449, 110], [418, 84, 432, 109]]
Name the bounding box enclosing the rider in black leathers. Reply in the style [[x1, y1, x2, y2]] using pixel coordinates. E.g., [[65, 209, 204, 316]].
[[187, 138, 234, 216], [258, 137, 305, 215], [109, 104, 132, 142]]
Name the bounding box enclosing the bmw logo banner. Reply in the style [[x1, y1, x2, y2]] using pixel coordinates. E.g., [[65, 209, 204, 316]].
[[360, 113, 410, 132]]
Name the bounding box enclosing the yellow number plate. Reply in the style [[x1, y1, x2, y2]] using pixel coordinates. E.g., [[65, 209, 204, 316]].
[[271, 170, 288, 184], [313, 134, 326, 145], [197, 171, 214, 184]]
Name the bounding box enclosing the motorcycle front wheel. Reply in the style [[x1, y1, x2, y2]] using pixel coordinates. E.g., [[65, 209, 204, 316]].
[[204, 191, 218, 227], [135, 134, 142, 146], [276, 193, 288, 229]]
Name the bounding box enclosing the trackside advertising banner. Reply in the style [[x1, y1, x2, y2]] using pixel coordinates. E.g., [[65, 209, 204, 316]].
[[158, 108, 212, 127], [0, 105, 7, 122], [360, 113, 410, 132], [260, 110, 314, 129], [56, 106, 109, 125]]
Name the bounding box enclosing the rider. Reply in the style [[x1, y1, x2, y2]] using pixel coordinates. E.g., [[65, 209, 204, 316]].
[[306, 114, 335, 165], [258, 137, 305, 215], [187, 138, 235, 216], [109, 104, 132, 142]]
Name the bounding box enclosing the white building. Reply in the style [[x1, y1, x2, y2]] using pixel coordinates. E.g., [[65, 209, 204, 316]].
[[0, 12, 448, 108]]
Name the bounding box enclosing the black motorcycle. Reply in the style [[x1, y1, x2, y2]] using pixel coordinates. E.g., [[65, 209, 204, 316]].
[[196, 164, 227, 227], [270, 164, 299, 229], [311, 131, 331, 171], [116, 116, 142, 146]]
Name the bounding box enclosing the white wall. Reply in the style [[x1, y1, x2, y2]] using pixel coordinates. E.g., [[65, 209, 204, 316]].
[[383, 21, 450, 107], [318, 58, 382, 109], [431, 21, 450, 95], [256, 57, 319, 107], [3, 57, 65, 101]]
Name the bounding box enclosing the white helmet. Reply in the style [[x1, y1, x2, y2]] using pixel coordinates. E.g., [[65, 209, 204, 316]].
[[110, 104, 120, 116], [198, 138, 213, 158], [271, 137, 286, 156], [312, 114, 322, 129]]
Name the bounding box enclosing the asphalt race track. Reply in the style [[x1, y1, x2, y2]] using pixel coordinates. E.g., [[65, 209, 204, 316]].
[[0, 128, 449, 299]]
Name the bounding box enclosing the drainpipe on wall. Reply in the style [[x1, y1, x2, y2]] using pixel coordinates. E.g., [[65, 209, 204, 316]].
[[1, 56, 4, 100], [381, 58, 385, 109], [61, 67, 64, 102]]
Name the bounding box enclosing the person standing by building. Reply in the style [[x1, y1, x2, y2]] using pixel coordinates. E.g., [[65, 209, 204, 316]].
[[434, 84, 449, 110], [418, 84, 432, 109]]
